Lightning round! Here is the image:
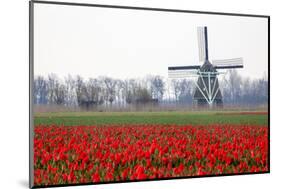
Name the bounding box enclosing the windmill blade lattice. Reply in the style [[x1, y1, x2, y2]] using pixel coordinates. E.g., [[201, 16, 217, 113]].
[[197, 27, 206, 62], [213, 58, 243, 69], [168, 70, 198, 78]]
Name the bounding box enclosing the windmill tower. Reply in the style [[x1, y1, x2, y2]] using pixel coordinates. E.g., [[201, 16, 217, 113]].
[[168, 26, 244, 108]]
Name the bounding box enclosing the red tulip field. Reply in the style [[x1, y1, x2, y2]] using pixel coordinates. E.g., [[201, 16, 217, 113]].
[[33, 111, 268, 186]]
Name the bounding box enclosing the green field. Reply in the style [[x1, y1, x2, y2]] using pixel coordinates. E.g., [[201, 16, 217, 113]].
[[34, 111, 268, 126]]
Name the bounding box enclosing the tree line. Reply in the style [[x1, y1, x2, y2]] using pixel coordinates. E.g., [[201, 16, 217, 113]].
[[33, 70, 268, 110]]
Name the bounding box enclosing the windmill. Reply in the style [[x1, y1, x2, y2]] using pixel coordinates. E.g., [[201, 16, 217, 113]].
[[168, 26, 243, 107]]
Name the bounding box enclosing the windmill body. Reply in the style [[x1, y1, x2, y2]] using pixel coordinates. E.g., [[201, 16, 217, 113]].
[[168, 27, 243, 107]]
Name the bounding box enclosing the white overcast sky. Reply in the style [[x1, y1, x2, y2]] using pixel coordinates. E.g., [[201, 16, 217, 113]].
[[34, 3, 268, 80]]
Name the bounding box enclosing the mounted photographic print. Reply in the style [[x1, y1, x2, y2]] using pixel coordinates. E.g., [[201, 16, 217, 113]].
[[29, 1, 270, 188]]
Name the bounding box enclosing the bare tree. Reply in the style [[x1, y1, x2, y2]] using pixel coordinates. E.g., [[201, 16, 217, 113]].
[[178, 79, 194, 104], [64, 75, 77, 106], [53, 82, 66, 105], [87, 78, 103, 104], [221, 70, 242, 105], [121, 79, 137, 104], [115, 79, 125, 107], [75, 75, 85, 106], [240, 77, 252, 105], [135, 86, 153, 103], [102, 77, 117, 106], [34, 76, 48, 104], [170, 79, 181, 102], [47, 74, 66, 105], [47, 74, 58, 104], [148, 75, 165, 101]]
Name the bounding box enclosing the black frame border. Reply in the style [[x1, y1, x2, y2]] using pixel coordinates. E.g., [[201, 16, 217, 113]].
[[29, 0, 270, 188]]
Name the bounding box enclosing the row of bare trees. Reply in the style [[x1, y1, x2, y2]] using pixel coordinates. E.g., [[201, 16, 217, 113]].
[[220, 70, 268, 107], [33, 70, 268, 109], [33, 74, 166, 109]]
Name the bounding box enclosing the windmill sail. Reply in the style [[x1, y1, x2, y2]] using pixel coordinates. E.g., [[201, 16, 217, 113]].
[[168, 70, 198, 78], [197, 27, 205, 62], [197, 27, 208, 62], [168, 65, 200, 70], [213, 58, 243, 69]]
